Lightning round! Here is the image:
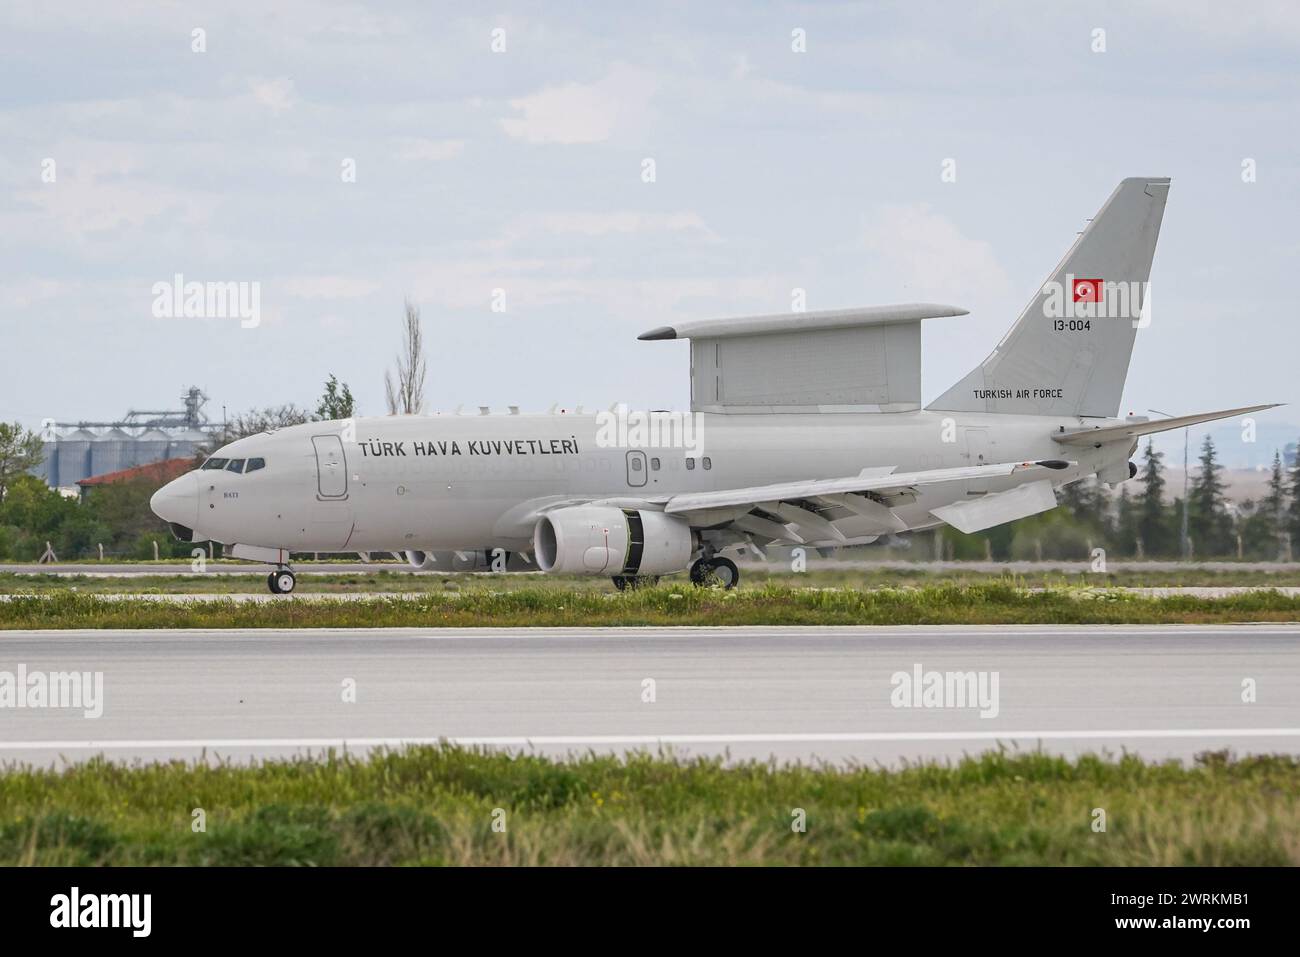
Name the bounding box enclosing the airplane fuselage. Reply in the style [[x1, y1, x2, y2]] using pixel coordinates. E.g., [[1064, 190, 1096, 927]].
[[152, 410, 1130, 556]]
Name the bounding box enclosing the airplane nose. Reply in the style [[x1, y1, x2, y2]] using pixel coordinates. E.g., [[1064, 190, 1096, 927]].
[[150, 472, 200, 541]]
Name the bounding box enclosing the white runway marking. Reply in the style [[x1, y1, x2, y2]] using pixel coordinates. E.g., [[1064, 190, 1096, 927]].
[[3, 728, 1300, 751]]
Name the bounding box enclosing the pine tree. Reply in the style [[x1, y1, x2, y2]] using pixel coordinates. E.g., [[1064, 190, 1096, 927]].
[[1189, 436, 1233, 557], [1264, 450, 1287, 559], [1114, 484, 1135, 555], [1286, 439, 1300, 558], [1136, 440, 1171, 556], [1058, 475, 1109, 544]]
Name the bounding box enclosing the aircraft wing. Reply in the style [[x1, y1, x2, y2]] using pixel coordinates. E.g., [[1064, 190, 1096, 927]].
[[656, 459, 1071, 546], [1052, 404, 1280, 447]]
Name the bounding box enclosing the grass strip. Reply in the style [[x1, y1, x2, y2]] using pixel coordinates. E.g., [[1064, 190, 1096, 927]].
[[1, 746, 1294, 865], [3, 583, 1300, 629]]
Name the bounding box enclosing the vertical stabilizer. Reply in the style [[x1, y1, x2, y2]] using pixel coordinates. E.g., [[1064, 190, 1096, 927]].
[[928, 177, 1169, 417]]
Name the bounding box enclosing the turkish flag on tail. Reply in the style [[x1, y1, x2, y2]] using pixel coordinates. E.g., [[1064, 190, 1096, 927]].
[[1073, 278, 1104, 302]]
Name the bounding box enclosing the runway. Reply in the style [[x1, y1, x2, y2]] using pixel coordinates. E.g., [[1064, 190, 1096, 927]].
[[1, 624, 1297, 767]]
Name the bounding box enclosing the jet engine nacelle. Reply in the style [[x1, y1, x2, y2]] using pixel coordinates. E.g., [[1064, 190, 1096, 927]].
[[404, 549, 433, 569], [534, 506, 693, 576]]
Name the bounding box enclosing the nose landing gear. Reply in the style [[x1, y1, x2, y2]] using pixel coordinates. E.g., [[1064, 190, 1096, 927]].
[[267, 567, 297, 594]]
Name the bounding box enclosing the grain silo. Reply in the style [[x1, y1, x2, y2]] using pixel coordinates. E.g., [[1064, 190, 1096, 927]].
[[135, 428, 174, 466], [35, 386, 223, 488], [90, 427, 133, 477], [54, 429, 94, 488]]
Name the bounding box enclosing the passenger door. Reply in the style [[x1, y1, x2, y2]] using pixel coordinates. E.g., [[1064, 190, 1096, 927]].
[[312, 435, 348, 498], [310, 435, 352, 549]]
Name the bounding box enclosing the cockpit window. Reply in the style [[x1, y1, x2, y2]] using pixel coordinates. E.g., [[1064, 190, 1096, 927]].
[[201, 457, 229, 470], [245, 458, 266, 473], [226, 459, 246, 473]]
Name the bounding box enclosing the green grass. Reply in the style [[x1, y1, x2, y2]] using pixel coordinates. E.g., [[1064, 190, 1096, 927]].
[[3, 582, 1300, 629], [6, 565, 1300, 594], [0, 747, 1294, 865]]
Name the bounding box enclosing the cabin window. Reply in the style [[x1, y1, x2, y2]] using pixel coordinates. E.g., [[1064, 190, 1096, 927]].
[[685, 457, 695, 470], [631, 457, 643, 472], [702, 456, 712, 470], [650, 457, 660, 471]]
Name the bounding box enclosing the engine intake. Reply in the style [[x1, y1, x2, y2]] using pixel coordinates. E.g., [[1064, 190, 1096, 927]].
[[534, 506, 692, 576]]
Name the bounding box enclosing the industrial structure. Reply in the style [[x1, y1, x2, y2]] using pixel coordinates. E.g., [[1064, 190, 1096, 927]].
[[35, 387, 221, 489]]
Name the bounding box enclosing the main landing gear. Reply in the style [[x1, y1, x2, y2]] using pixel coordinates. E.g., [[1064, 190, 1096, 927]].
[[611, 575, 660, 591], [690, 556, 739, 590], [267, 567, 297, 595]]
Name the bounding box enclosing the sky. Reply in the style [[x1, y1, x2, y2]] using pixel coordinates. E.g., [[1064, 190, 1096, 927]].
[[2, 0, 1298, 468]]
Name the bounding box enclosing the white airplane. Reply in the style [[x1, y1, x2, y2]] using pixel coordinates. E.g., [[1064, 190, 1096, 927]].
[[152, 177, 1275, 594]]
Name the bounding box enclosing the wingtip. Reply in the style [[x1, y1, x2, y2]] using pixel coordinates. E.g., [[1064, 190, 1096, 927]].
[[637, 326, 677, 341]]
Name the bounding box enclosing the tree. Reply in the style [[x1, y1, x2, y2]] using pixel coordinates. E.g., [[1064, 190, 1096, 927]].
[[0, 422, 44, 502], [1136, 440, 1172, 556], [385, 299, 427, 415], [1261, 450, 1288, 559], [225, 404, 312, 440], [315, 374, 356, 421], [1113, 483, 1136, 555], [1286, 438, 1300, 555], [1189, 435, 1233, 557], [1057, 475, 1109, 551]]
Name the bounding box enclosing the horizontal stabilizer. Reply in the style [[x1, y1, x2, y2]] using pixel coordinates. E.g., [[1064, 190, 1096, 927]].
[[1053, 404, 1281, 447], [930, 480, 1058, 534]]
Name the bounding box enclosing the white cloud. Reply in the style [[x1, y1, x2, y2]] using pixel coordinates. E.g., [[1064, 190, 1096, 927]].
[[1139, 0, 1300, 45], [497, 211, 719, 245], [499, 64, 658, 144], [392, 138, 466, 161], [0, 278, 72, 308], [402, 255, 784, 319], [860, 204, 1013, 304], [9, 162, 217, 239], [248, 77, 297, 114], [281, 276, 382, 300]]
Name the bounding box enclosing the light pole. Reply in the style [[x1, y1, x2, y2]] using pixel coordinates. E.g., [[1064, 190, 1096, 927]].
[[1149, 409, 1189, 560]]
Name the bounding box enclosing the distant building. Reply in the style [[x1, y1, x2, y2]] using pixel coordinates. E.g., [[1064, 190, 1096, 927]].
[[75, 458, 195, 503], [33, 387, 222, 490]]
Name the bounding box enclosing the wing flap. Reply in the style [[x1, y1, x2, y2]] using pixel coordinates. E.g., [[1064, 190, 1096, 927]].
[[663, 460, 1064, 515], [929, 479, 1058, 534]]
